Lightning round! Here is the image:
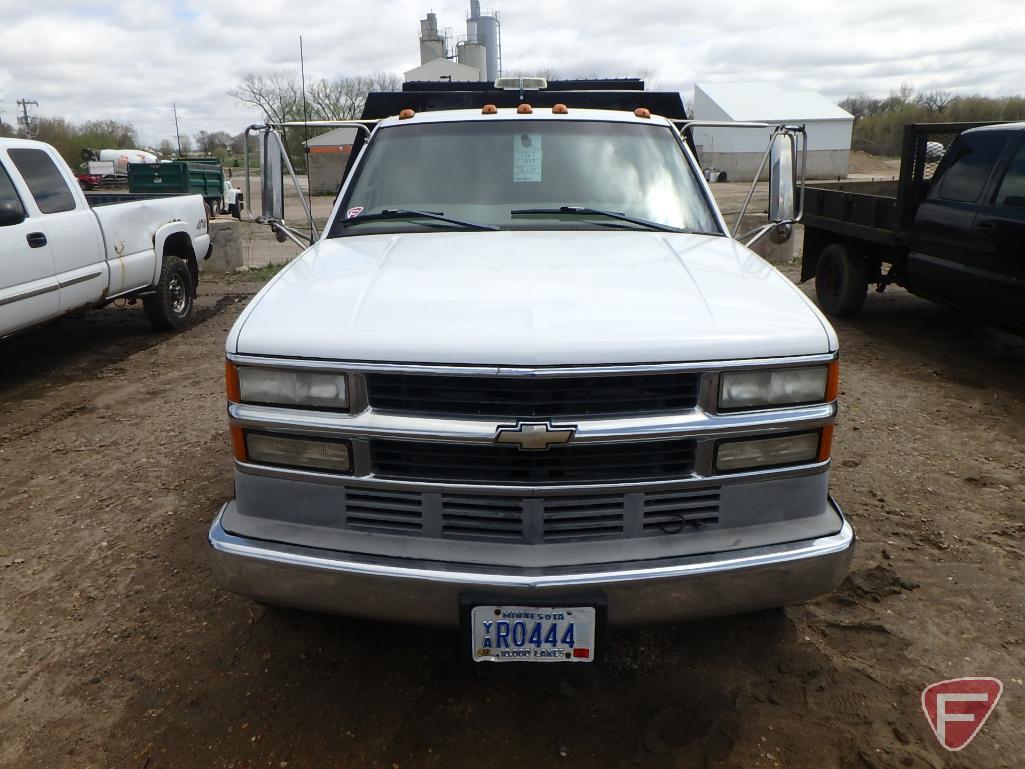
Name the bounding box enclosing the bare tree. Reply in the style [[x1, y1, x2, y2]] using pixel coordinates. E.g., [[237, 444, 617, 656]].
[[229, 70, 304, 124], [194, 129, 233, 155], [839, 92, 875, 121], [231, 70, 400, 123], [918, 90, 956, 112], [306, 73, 402, 120], [894, 82, 915, 105], [156, 139, 175, 158]]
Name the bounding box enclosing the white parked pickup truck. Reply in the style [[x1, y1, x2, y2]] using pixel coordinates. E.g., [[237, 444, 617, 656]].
[[0, 138, 211, 337], [210, 94, 854, 663]]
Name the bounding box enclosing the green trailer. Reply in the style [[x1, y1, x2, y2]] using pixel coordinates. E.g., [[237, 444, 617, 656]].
[[127, 160, 226, 215]]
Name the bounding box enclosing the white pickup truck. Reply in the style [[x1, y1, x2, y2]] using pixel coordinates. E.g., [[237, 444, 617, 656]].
[[210, 93, 854, 663], [0, 138, 211, 337]]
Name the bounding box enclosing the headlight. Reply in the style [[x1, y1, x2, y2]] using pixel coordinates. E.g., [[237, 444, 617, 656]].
[[245, 432, 352, 473], [716, 432, 821, 472], [236, 366, 349, 411], [719, 365, 831, 410]]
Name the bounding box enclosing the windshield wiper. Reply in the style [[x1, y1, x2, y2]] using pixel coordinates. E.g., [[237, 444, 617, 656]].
[[510, 206, 687, 233], [339, 209, 498, 231]]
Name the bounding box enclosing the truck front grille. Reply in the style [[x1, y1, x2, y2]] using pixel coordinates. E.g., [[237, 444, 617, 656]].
[[337, 485, 720, 543], [364, 372, 701, 419], [369, 438, 697, 484]]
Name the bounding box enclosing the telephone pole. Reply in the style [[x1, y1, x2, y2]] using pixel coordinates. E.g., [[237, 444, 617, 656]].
[[16, 99, 39, 138], [173, 103, 182, 156]]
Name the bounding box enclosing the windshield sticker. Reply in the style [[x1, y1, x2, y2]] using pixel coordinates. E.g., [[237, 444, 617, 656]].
[[347, 206, 364, 218], [513, 133, 542, 183]]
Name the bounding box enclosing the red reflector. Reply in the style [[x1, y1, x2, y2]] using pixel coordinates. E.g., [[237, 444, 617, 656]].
[[572, 647, 590, 659]]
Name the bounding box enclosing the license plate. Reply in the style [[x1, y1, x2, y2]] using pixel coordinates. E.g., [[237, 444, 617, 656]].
[[470, 605, 596, 663]]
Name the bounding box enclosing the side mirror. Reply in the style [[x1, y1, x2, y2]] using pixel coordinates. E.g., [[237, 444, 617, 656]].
[[260, 130, 285, 221], [0, 201, 26, 228], [768, 132, 796, 244]]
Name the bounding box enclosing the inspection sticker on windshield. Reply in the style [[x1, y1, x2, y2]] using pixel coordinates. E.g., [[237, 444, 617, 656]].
[[346, 206, 364, 218], [513, 133, 542, 182], [471, 605, 595, 662]]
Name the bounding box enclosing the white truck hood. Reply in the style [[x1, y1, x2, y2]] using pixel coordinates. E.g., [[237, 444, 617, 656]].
[[230, 230, 835, 365]]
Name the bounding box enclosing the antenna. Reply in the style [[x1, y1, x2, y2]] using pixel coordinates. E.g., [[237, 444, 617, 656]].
[[299, 35, 312, 201], [173, 102, 182, 156]]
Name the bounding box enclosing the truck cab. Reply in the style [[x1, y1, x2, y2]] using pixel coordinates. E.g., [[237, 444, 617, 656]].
[[909, 124, 1025, 326], [210, 90, 853, 662], [801, 122, 1025, 327], [0, 138, 210, 338]]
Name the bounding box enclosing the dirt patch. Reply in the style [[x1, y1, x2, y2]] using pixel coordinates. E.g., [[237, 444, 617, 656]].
[[849, 151, 901, 176], [2, 272, 1024, 768]]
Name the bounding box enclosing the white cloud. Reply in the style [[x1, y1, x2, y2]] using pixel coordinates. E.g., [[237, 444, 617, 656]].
[[0, 0, 1022, 147]]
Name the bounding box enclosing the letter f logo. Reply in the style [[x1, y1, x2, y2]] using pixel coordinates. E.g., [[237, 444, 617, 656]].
[[921, 678, 1002, 751]]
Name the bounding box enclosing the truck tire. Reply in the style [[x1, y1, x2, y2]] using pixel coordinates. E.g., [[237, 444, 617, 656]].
[[815, 243, 868, 318], [144, 256, 194, 331]]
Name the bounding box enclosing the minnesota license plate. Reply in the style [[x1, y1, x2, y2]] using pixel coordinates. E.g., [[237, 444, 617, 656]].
[[470, 605, 597, 662]]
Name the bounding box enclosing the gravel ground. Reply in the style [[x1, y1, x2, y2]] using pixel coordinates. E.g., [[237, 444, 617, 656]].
[[1, 263, 1023, 769]]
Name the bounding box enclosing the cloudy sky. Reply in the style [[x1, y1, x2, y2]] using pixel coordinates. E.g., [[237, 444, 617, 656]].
[[1, 0, 1022, 147]]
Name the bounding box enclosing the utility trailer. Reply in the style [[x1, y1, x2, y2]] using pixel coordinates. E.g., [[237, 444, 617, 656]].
[[800, 121, 1025, 329]]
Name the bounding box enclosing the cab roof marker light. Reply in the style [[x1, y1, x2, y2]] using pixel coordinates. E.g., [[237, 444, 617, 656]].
[[482, 104, 498, 114], [517, 104, 533, 114], [634, 108, 651, 119], [552, 103, 569, 114], [398, 108, 415, 120]]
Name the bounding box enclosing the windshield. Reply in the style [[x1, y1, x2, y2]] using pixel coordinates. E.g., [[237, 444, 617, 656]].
[[330, 120, 720, 236]]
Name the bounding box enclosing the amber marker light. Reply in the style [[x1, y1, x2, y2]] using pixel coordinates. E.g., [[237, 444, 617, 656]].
[[634, 107, 651, 118], [820, 359, 840, 462], [818, 425, 834, 463], [224, 361, 247, 461], [229, 426, 248, 462], [826, 358, 840, 402], [517, 104, 533, 114], [399, 108, 415, 119], [552, 103, 569, 114], [225, 361, 241, 402], [482, 104, 498, 114]]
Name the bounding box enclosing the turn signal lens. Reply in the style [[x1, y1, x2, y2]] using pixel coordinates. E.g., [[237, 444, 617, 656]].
[[225, 361, 241, 402], [245, 433, 352, 474], [716, 432, 821, 473]]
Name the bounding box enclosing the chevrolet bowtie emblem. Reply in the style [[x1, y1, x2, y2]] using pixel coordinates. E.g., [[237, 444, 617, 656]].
[[495, 421, 577, 451]]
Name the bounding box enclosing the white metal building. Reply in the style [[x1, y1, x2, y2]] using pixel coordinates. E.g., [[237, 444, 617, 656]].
[[691, 83, 853, 181], [403, 58, 482, 83]]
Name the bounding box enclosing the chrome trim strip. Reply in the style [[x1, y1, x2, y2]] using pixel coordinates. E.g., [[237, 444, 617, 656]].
[[234, 457, 830, 494], [59, 270, 103, 289], [209, 502, 853, 589], [227, 352, 838, 377], [0, 282, 58, 308], [228, 401, 836, 444]]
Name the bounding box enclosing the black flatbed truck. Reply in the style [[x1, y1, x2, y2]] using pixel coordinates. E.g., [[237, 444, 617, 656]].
[[801, 121, 1025, 330]]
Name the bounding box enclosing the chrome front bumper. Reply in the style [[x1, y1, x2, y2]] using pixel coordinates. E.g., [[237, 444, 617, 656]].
[[208, 497, 854, 626]]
